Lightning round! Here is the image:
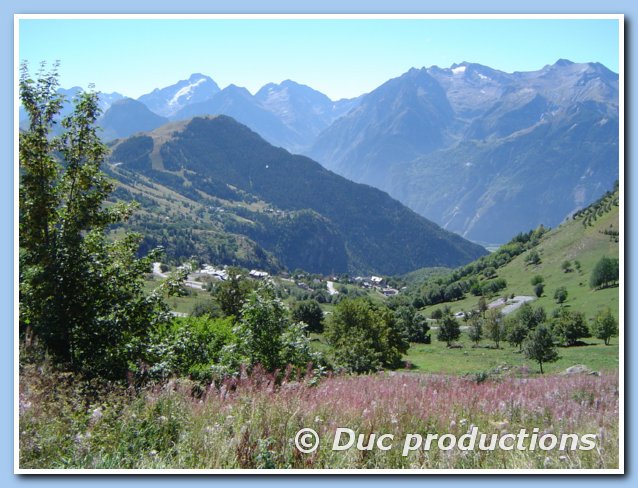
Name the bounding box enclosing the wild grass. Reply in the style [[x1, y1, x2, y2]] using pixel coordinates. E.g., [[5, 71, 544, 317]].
[[19, 363, 619, 470]]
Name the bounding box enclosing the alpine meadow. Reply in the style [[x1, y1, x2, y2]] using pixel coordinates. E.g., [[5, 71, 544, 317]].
[[17, 16, 622, 472]]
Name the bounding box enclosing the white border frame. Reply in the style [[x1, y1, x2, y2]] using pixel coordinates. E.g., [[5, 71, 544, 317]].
[[13, 12, 625, 475]]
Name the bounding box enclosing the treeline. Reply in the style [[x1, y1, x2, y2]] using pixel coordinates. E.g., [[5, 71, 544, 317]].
[[572, 181, 619, 228]]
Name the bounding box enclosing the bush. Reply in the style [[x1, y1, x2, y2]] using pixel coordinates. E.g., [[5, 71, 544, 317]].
[[149, 316, 236, 381], [554, 286, 568, 305]]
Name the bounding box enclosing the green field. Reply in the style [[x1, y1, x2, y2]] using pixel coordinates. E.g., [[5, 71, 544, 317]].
[[403, 333, 619, 376]]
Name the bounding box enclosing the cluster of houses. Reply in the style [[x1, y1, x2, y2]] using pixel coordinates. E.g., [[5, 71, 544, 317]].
[[353, 275, 399, 297]]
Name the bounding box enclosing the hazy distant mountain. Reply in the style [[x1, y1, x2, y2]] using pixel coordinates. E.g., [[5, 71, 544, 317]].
[[173, 84, 300, 149], [306, 60, 619, 244], [254, 80, 361, 152], [137, 73, 220, 117], [108, 115, 486, 274], [98, 98, 168, 141], [173, 81, 361, 152]]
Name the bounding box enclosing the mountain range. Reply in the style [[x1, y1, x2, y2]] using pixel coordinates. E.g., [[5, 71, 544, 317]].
[[25, 59, 619, 249], [306, 60, 619, 244], [107, 115, 486, 275]]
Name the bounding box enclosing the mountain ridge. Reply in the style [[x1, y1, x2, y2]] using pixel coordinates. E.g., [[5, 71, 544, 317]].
[[107, 115, 487, 275]]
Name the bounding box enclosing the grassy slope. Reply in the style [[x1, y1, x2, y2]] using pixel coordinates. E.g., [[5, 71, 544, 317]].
[[421, 205, 619, 321], [407, 203, 620, 375]]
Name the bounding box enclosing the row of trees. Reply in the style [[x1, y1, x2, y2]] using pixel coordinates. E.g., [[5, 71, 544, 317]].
[[433, 303, 617, 373]]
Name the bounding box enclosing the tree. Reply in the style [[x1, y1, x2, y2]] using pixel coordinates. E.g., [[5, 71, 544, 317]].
[[590, 256, 620, 289], [533, 282, 545, 298], [477, 296, 488, 318], [552, 309, 590, 346], [214, 267, 254, 319], [592, 309, 618, 346], [467, 312, 483, 346], [19, 62, 177, 378], [554, 286, 568, 305], [443, 282, 464, 301], [515, 303, 546, 330], [395, 306, 430, 343], [291, 300, 324, 333], [525, 250, 541, 266], [430, 308, 443, 320], [506, 319, 528, 351], [437, 314, 461, 347], [561, 260, 573, 273], [485, 309, 505, 348], [234, 284, 316, 372], [523, 325, 559, 373], [325, 298, 408, 373]]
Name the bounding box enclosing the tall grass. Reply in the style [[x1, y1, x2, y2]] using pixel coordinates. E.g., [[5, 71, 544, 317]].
[[19, 364, 618, 469]]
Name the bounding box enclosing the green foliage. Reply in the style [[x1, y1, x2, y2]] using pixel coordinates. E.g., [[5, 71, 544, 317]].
[[533, 282, 545, 298], [515, 303, 546, 330], [590, 256, 619, 289], [573, 182, 619, 228], [592, 308, 618, 346], [554, 286, 568, 305], [530, 275, 544, 286], [506, 319, 529, 351], [437, 314, 461, 347], [523, 325, 559, 374], [325, 298, 409, 373], [213, 268, 255, 319], [466, 312, 483, 345], [561, 260, 573, 273], [149, 316, 236, 381], [291, 300, 324, 333], [525, 250, 542, 266], [394, 306, 430, 343], [485, 309, 505, 348], [19, 62, 175, 379], [234, 284, 318, 372], [552, 309, 591, 346]]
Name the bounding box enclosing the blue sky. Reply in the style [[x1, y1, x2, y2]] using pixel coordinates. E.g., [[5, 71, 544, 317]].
[[18, 17, 620, 100]]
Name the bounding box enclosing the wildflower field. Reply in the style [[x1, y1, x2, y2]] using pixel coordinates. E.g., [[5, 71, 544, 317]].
[[19, 364, 619, 470]]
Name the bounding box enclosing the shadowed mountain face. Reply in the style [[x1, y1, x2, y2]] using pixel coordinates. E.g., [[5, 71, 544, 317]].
[[98, 98, 169, 141], [108, 115, 487, 275], [306, 60, 619, 244]]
